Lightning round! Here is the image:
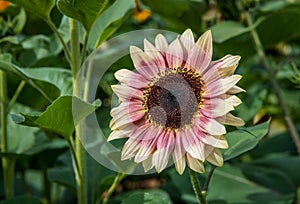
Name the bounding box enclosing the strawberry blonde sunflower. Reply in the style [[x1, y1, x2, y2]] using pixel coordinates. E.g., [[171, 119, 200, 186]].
[[108, 29, 244, 174]]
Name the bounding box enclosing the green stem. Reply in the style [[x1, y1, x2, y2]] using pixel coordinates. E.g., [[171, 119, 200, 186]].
[[46, 18, 72, 62], [189, 169, 206, 204], [42, 165, 51, 204], [7, 80, 26, 112], [80, 32, 89, 66], [0, 70, 14, 199], [102, 173, 126, 204], [67, 137, 82, 181], [70, 18, 87, 204], [244, 11, 300, 155]]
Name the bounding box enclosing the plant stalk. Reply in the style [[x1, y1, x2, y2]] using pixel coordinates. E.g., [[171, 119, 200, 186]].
[[244, 11, 300, 155], [70, 18, 87, 204], [189, 169, 206, 204], [0, 70, 14, 198], [102, 173, 126, 204]]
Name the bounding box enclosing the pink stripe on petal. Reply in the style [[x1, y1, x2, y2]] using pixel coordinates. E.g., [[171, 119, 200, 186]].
[[134, 127, 162, 163], [111, 101, 144, 119], [172, 131, 186, 175], [155, 34, 168, 54], [144, 39, 167, 72], [110, 110, 145, 130], [194, 116, 226, 135], [130, 46, 160, 79], [203, 75, 242, 98], [186, 153, 205, 173], [186, 30, 212, 74], [202, 65, 221, 85], [166, 38, 184, 68], [201, 98, 234, 118], [181, 128, 205, 161], [115, 69, 149, 89], [152, 131, 174, 173], [179, 29, 195, 59], [121, 138, 142, 160], [111, 85, 144, 102]]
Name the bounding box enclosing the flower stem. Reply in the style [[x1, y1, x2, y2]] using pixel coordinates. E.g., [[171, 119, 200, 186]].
[[244, 11, 300, 155], [70, 18, 87, 204], [102, 173, 126, 204], [189, 169, 206, 204], [0, 70, 15, 199]]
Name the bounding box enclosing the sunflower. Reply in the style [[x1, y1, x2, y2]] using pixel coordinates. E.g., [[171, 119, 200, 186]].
[[108, 29, 244, 174]]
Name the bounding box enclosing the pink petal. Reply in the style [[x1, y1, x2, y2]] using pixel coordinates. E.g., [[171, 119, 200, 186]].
[[181, 128, 205, 161], [111, 85, 144, 102], [115, 69, 149, 89], [152, 130, 174, 173], [201, 98, 234, 118], [166, 38, 184, 68], [155, 34, 168, 54], [144, 39, 167, 72], [130, 46, 160, 80], [121, 138, 142, 160], [172, 131, 186, 175], [203, 75, 242, 98], [179, 29, 195, 59], [194, 116, 226, 135], [110, 101, 144, 119], [210, 55, 241, 78], [186, 30, 212, 74]]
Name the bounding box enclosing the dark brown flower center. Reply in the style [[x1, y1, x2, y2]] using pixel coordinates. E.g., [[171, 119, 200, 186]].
[[143, 68, 204, 129]]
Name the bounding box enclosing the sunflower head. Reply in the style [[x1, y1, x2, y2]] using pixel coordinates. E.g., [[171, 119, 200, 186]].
[[108, 29, 244, 174]]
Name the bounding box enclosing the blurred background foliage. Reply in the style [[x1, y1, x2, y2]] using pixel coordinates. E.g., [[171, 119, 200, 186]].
[[0, 0, 300, 203]]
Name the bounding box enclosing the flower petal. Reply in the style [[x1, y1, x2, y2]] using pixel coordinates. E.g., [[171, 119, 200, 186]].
[[186, 30, 212, 73], [216, 113, 245, 126], [186, 153, 205, 173], [107, 129, 130, 141], [152, 131, 174, 173], [210, 55, 241, 78], [206, 148, 223, 166], [121, 138, 142, 160], [111, 84, 144, 102], [179, 29, 195, 59], [194, 116, 226, 135], [144, 39, 167, 71], [130, 46, 160, 79], [172, 131, 186, 175], [142, 155, 154, 172], [203, 75, 242, 98], [115, 69, 149, 89], [155, 33, 168, 54], [166, 38, 184, 68], [227, 85, 246, 94], [225, 95, 242, 107], [181, 128, 205, 161], [201, 98, 234, 118]]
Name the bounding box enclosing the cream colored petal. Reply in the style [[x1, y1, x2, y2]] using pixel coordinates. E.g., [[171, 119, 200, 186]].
[[186, 153, 205, 173], [142, 155, 154, 172], [166, 38, 184, 68], [172, 131, 186, 175], [144, 39, 167, 71], [179, 29, 195, 59], [107, 130, 130, 141], [206, 148, 224, 167], [121, 138, 142, 160], [201, 98, 234, 118], [225, 95, 242, 107], [114, 69, 149, 89], [201, 135, 228, 149], [227, 85, 246, 94], [111, 84, 144, 102], [222, 113, 245, 126], [155, 34, 168, 54]]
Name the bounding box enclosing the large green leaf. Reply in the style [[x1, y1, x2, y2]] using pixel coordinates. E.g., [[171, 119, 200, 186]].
[[57, 0, 109, 31], [88, 0, 135, 48], [223, 120, 270, 161], [0, 54, 60, 101], [47, 167, 76, 191], [206, 164, 293, 203], [11, 96, 101, 138], [8, 0, 55, 21]]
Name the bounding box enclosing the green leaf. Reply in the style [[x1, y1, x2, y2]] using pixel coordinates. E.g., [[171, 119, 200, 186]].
[[211, 18, 264, 43], [120, 189, 172, 204], [88, 0, 135, 48], [0, 195, 43, 204], [9, 0, 55, 20], [12, 8, 27, 33], [23, 67, 72, 95], [0, 54, 60, 101], [12, 96, 101, 138], [206, 164, 294, 203], [223, 120, 270, 161], [57, 0, 109, 31]]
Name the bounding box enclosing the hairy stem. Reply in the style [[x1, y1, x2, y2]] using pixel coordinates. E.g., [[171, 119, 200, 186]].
[[245, 11, 300, 155], [189, 169, 206, 204]]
